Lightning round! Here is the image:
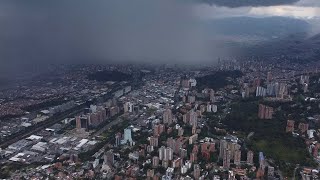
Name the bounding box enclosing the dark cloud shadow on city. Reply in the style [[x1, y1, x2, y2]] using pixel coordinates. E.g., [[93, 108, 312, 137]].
[[0, 0, 222, 80]]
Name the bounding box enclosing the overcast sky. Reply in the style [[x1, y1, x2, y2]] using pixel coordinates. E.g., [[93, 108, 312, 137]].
[[196, 0, 320, 19], [0, 0, 319, 80]]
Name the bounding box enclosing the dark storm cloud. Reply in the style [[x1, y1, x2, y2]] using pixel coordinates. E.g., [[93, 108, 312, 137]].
[[296, 0, 320, 7], [200, 0, 299, 7], [0, 0, 216, 79]]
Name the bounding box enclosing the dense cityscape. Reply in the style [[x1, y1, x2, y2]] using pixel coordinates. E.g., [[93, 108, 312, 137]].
[[0, 58, 319, 179], [1, 0, 320, 180]]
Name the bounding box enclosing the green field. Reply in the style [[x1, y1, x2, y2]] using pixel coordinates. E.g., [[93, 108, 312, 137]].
[[253, 139, 307, 164]]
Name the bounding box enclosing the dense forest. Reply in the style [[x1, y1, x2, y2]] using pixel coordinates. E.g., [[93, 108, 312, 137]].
[[223, 100, 316, 177], [196, 70, 243, 91]]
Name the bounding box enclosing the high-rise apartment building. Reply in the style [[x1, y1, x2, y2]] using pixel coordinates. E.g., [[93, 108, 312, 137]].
[[150, 136, 159, 147], [121, 128, 133, 145], [219, 140, 227, 159], [163, 108, 173, 125], [234, 150, 241, 165], [152, 156, 159, 167], [298, 123, 309, 133], [286, 120, 295, 133], [194, 164, 201, 179], [258, 104, 274, 119], [223, 149, 231, 169], [247, 151, 253, 165], [159, 146, 165, 161]]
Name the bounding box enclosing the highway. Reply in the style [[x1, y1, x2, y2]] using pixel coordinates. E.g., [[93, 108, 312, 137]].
[[0, 82, 129, 149], [0, 107, 84, 148]]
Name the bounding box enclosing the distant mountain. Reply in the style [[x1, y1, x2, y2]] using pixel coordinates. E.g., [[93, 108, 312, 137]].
[[242, 33, 320, 62], [205, 17, 311, 40], [309, 34, 320, 42], [200, 0, 299, 7]]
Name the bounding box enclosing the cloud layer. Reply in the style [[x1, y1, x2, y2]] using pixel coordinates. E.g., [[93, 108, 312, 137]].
[[1, 0, 319, 80], [196, 0, 320, 19], [0, 0, 215, 79], [200, 0, 299, 7]]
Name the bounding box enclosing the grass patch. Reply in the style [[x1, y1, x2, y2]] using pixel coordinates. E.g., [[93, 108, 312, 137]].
[[253, 139, 306, 164]]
